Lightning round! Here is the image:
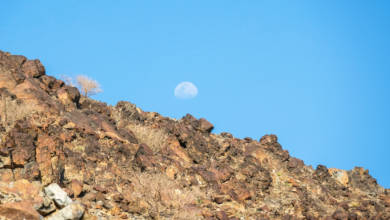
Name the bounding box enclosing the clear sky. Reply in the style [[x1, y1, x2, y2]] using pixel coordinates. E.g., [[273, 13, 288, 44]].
[[1, 1, 389, 188]]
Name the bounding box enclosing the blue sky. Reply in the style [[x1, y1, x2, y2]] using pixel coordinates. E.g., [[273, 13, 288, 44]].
[[1, 1, 389, 188]]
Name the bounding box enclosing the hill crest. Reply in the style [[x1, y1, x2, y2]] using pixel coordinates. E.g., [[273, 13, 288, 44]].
[[0, 50, 388, 219]]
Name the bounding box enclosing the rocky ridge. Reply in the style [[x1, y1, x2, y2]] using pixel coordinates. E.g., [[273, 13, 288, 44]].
[[0, 50, 389, 219]]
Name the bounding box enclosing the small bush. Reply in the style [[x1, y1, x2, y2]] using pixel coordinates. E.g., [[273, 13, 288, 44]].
[[126, 123, 169, 153], [130, 172, 204, 219], [60, 74, 102, 97], [76, 75, 102, 97]]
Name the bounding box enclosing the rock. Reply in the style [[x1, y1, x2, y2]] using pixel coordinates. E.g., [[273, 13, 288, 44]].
[[220, 132, 233, 138], [57, 86, 80, 107], [198, 118, 214, 133], [287, 157, 304, 169], [36, 196, 56, 216], [0, 170, 14, 182], [0, 179, 44, 214], [81, 193, 96, 208], [46, 201, 85, 220], [112, 194, 124, 203], [348, 167, 380, 193], [259, 134, 278, 145], [95, 192, 105, 202], [332, 209, 348, 220], [80, 212, 98, 220], [44, 183, 73, 208], [0, 201, 42, 220], [328, 168, 349, 186], [165, 165, 178, 179], [35, 135, 62, 185], [230, 187, 251, 202], [213, 195, 226, 204], [380, 194, 390, 207], [93, 185, 108, 194], [0, 155, 11, 168], [216, 211, 228, 220], [314, 165, 330, 181], [39, 75, 62, 90], [70, 179, 83, 197], [347, 213, 358, 220], [165, 137, 192, 165], [134, 144, 155, 170], [21, 59, 45, 78]]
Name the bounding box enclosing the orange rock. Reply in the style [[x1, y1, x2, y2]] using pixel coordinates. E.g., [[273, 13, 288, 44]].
[[120, 213, 128, 219], [231, 187, 251, 202], [11, 148, 30, 166], [21, 59, 45, 78], [0, 155, 11, 167], [212, 165, 233, 183], [56, 87, 79, 109], [166, 165, 178, 180], [166, 138, 192, 166], [110, 206, 121, 216], [216, 210, 228, 220], [138, 200, 150, 211], [12, 179, 43, 204], [0, 201, 42, 220], [12, 79, 60, 114], [59, 132, 73, 142], [198, 118, 214, 133], [201, 209, 214, 218], [287, 178, 300, 187], [81, 212, 99, 220], [251, 147, 271, 166], [0, 70, 18, 89], [35, 135, 58, 185], [259, 134, 277, 145], [380, 194, 390, 207], [220, 182, 234, 194], [70, 179, 83, 197], [63, 121, 76, 129], [0, 170, 14, 182]]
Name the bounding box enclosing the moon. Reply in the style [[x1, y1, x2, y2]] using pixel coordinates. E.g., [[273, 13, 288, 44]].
[[174, 81, 198, 99]]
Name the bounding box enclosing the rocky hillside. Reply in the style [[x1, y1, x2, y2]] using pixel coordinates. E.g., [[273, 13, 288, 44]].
[[0, 50, 389, 220]]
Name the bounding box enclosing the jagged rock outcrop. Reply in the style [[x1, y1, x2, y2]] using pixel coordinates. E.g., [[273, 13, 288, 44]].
[[0, 50, 389, 219]]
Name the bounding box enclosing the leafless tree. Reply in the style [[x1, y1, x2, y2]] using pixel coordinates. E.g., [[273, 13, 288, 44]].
[[76, 75, 102, 97]]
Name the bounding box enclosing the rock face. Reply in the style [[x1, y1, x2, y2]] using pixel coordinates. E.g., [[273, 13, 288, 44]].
[[0, 50, 389, 219]]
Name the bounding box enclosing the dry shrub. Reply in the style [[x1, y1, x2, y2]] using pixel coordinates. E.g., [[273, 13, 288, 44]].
[[76, 75, 102, 97], [60, 75, 102, 97], [126, 123, 169, 153], [130, 172, 204, 220]]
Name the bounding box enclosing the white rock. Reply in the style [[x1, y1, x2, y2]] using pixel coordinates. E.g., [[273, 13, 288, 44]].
[[44, 183, 73, 208], [46, 201, 85, 220]]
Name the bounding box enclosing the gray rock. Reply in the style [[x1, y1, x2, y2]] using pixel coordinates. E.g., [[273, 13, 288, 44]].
[[36, 196, 56, 216], [46, 201, 85, 220], [44, 183, 73, 208]]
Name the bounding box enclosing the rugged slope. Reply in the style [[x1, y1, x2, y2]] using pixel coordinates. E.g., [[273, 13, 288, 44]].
[[0, 50, 389, 220]]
